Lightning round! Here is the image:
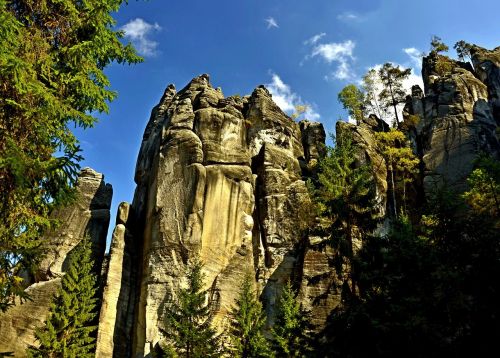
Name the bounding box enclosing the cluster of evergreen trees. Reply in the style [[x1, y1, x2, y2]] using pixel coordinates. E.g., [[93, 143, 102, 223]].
[[156, 259, 313, 358], [314, 36, 500, 357]]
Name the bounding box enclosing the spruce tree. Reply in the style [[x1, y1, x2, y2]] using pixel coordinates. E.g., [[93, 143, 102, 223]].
[[314, 130, 377, 294], [228, 273, 272, 358], [0, 0, 141, 309], [163, 258, 219, 358], [27, 239, 98, 358], [272, 281, 312, 358]]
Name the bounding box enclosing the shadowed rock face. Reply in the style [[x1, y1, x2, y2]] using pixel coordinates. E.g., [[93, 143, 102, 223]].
[[96, 75, 328, 357], [403, 47, 500, 193], [0, 168, 112, 357]]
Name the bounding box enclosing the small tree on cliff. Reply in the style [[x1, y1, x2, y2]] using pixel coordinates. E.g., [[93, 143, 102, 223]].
[[227, 273, 272, 358], [454, 40, 473, 63], [163, 258, 220, 357], [378, 63, 411, 127], [430, 35, 449, 54], [338, 84, 366, 124], [27, 238, 98, 358], [272, 281, 313, 357]]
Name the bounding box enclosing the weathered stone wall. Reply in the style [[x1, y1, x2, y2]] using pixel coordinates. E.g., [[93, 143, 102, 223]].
[[0, 168, 112, 357], [94, 75, 328, 357], [403, 46, 500, 193]]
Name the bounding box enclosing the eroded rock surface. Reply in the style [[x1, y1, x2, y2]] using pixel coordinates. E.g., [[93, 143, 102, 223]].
[[0, 168, 112, 357], [95, 75, 326, 357], [404, 47, 500, 192]]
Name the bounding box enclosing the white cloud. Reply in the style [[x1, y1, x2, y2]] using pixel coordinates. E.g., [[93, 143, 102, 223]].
[[122, 18, 161, 57], [304, 32, 326, 45], [311, 40, 355, 63], [337, 12, 360, 21], [310, 40, 356, 80], [403, 47, 423, 69], [266, 73, 320, 121], [265, 17, 279, 29]]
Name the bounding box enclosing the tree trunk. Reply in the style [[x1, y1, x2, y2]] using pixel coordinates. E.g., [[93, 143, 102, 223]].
[[390, 162, 397, 218]]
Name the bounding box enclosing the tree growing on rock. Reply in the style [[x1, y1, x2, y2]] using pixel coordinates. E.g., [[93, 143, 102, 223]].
[[430, 35, 449, 54], [0, 0, 141, 309], [378, 63, 411, 127], [227, 273, 272, 358], [338, 84, 365, 124], [27, 239, 98, 358], [454, 40, 473, 63], [162, 258, 220, 357], [375, 129, 419, 217]]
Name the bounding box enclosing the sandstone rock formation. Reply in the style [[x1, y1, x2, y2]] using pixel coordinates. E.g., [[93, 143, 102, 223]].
[[3, 45, 499, 358], [403, 46, 500, 192], [0, 168, 112, 357], [94, 75, 330, 357]]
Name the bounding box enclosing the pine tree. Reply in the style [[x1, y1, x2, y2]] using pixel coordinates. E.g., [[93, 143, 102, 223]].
[[338, 84, 365, 124], [430, 35, 449, 54], [454, 40, 473, 63], [27, 239, 98, 358], [0, 0, 141, 309], [163, 258, 220, 358], [463, 155, 500, 225], [227, 273, 272, 358], [314, 130, 377, 294], [272, 281, 312, 358], [375, 129, 419, 217], [378, 63, 411, 126]]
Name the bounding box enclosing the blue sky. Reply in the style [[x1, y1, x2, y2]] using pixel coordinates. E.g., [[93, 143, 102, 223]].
[[74, 0, 500, 241]]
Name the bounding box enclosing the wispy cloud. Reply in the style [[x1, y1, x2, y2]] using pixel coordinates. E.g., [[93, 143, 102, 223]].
[[122, 18, 161, 57], [310, 40, 356, 80], [304, 32, 326, 45], [265, 17, 279, 29], [266, 72, 320, 121], [337, 12, 361, 22], [403, 47, 423, 69]]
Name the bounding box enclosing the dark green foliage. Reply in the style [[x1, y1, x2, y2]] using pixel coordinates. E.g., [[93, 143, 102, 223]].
[[377, 63, 411, 126], [313, 130, 377, 294], [27, 239, 98, 358], [463, 155, 500, 224], [430, 35, 449, 54], [163, 258, 220, 357], [272, 281, 312, 358], [228, 273, 272, 358], [319, 176, 500, 357], [0, 0, 141, 309], [454, 40, 473, 62]]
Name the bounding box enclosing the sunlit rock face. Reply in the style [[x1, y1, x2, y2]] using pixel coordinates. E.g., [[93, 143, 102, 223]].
[[94, 75, 329, 357], [0, 168, 112, 357], [403, 46, 500, 193]]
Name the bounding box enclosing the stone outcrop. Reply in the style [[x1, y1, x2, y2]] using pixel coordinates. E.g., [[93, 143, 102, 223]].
[[403, 46, 500, 192], [0, 168, 112, 357], [5, 45, 499, 358], [94, 75, 328, 357]]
